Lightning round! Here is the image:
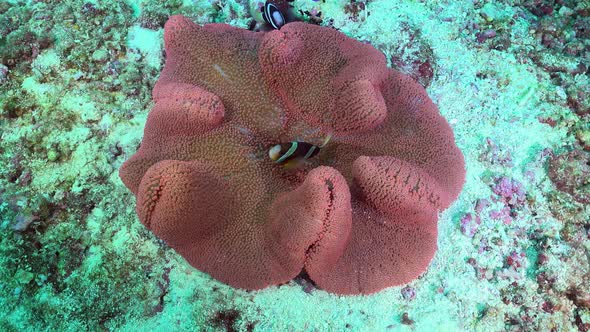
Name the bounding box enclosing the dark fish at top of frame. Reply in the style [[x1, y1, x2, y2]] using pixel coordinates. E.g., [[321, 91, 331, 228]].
[[262, 0, 296, 30]]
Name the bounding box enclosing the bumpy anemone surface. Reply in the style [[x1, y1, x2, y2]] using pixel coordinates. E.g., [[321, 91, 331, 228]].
[[120, 15, 465, 295]]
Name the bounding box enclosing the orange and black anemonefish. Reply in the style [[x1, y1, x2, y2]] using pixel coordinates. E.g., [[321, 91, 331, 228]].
[[262, 0, 296, 30], [268, 134, 332, 168]]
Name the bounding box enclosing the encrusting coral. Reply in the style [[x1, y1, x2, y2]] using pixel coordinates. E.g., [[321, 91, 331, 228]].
[[119, 15, 465, 295]]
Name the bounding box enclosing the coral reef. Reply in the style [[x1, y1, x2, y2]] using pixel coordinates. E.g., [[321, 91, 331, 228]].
[[0, 0, 588, 330]]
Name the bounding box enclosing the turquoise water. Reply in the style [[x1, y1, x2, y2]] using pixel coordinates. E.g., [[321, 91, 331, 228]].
[[1, 0, 589, 331]]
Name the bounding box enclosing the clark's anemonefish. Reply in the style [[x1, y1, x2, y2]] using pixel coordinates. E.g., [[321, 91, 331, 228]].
[[268, 134, 331, 168]]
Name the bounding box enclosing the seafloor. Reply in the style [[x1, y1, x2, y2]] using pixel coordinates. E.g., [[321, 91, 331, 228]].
[[0, 0, 589, 331]]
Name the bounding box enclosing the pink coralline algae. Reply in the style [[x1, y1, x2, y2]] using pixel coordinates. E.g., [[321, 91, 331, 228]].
[[479, 138, 513, 167], [460, 213, 480, 237], [548, 150, 590, 204], [505, 251, 526, 269], [119, 15, 465, 295], [487, 177, 526, 225], [492, 177, 526, 207], [489, 206, 513, 225]]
